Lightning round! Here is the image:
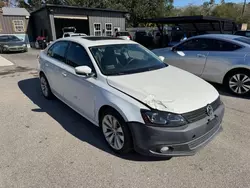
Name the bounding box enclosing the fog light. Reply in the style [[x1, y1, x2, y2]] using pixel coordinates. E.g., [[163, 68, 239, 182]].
[[160, 146, 169, 153]]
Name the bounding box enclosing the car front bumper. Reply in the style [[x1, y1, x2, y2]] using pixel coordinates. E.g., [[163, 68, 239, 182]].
[[128, 103, 224, 157]]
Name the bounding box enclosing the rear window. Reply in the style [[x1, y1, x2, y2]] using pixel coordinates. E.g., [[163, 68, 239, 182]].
[[234, 37, 250, 45]]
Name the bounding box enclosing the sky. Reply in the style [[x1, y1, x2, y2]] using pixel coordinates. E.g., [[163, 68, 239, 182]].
[[174, 0, 246, 7]]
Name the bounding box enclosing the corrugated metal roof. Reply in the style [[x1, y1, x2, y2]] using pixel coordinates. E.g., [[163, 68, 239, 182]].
[[2, 7, 30, 16]]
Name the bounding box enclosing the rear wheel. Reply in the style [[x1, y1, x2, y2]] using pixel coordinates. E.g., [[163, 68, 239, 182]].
[[40, 74, 54, 99], [100, 109, 133, 154], [225, 70, 250, 96]]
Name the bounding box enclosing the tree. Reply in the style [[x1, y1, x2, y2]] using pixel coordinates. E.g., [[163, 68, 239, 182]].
[[17, 0, 173, 26], [0, 1, 5, 7]]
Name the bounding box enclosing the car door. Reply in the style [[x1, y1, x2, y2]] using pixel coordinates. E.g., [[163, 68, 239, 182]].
[[202, 39, 244, 83], [44, 41, 69, 99], [170, 38, 209, 76], [62, 42, 97, 120]]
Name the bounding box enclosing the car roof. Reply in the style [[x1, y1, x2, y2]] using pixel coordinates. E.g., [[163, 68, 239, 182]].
[[58, 36, 136, 47], [192, 34, 241, 40]]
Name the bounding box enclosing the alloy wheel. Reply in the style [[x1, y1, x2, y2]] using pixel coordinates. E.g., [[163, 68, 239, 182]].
[[102, 115, 125, 150], [229, 73, 250, 94], [40, 77, 49, 97]]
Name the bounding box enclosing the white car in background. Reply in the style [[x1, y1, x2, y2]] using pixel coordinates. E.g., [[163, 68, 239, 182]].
[[115, 31, 132, 40], [63, 32, 87, 38], [38, 36, 224, 157]]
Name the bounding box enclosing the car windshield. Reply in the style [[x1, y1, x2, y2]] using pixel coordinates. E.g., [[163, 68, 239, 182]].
[[0, 35, 21, 42], [89, 44, 167, 76], [234, 37, 250, 45]]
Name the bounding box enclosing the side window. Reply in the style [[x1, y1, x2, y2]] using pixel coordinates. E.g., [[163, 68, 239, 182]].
[[176, 38, 209, 51], [66, 42, 94, 70], [213, 40, 241, 51], [235, 31, 245, 36], [246, 32, 250, 37], [47, 41, 68, 62]]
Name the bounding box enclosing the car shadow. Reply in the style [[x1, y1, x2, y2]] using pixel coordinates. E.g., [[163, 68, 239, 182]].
[[18, 78, 170, 162], [210, 82, 250, 99]]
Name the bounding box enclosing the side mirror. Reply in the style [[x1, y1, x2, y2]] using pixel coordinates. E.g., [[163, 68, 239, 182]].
[[159, 56, 165, 62], [75, 66, 94, 76]]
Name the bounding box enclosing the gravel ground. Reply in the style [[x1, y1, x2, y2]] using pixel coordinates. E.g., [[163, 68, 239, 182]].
[[0, 50, 250, 188]]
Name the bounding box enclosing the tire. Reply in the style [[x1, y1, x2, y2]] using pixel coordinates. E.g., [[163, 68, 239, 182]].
[[40, 74, 54, 99], [225, 70, 250, 96], [100, 108, 133, 154]]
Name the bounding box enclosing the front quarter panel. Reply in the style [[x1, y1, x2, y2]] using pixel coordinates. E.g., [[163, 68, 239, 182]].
[[93, 80, 148, 125]]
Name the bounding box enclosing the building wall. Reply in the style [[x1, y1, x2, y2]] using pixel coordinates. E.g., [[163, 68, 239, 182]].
[[88, 11, 125, 36], [32, 7, 126, 41], [0, 15, 29, 34], [31, 9, 52, 41]]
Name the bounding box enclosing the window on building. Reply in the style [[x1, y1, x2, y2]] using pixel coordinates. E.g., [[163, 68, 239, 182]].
[[105, 23, 112, 36], [94, 23, 101, 36], [12, 20, 25, 32]]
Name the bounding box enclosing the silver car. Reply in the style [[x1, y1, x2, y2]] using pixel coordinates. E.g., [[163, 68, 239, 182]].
[[153, 34, 250, 96]]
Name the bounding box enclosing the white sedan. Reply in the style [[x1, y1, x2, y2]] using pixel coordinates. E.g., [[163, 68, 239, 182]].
[[38, 36, 224, 157]]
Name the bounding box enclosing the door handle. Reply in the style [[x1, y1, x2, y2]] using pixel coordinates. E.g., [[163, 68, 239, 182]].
[[62, 72, 67, 77], [197, 54, 206, 58]]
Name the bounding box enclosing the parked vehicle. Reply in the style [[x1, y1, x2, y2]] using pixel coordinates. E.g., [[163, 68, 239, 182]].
[[35, 36, 47, 49], [62, 26, 87, 38], [115, 31, 131, 40], [134, 30, 154, 48], [38, 36, 224, 157], [153, 34, 250, 96], [234, 30, 250, 38], [63, 33, 87, 38], [0, 35, 27, 53]]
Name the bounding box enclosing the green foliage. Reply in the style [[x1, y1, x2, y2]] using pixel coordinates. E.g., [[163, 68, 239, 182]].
[[171, 1, 250, 25], [17, 0, 173, 27]]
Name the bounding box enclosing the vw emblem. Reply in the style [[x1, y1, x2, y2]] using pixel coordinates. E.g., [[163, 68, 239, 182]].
[[206, 105, 214, 117]]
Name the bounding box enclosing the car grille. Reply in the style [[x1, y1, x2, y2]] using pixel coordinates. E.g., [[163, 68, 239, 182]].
[[182, 97, 221, 123], [9, 46, 24, 51]]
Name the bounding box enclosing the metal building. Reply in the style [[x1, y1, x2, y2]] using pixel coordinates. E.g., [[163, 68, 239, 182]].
[[31, 4, 127, 41], [0, 7, 30, 34], [0, 7, 31, 45]]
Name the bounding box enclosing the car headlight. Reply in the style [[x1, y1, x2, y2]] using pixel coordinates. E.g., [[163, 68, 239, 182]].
[[3, 45, 8, 48], [22, 44, 26, 47], [141, 109, 187, 127]]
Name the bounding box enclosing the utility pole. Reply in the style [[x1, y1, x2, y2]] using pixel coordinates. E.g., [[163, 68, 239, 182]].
[[242, 0, 247, 16]]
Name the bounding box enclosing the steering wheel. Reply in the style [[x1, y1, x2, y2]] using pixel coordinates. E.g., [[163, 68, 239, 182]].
[[127, 58, 135, 65]]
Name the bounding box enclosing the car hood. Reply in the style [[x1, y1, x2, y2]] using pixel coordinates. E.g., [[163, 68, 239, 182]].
[[107, 66, 219, 114]]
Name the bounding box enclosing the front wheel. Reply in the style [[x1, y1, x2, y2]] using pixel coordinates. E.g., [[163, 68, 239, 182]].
[[100, 109, 133, 154], [225, 70, 250, 96]]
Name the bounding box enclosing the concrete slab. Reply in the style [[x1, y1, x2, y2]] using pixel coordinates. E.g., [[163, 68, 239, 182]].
[[0, 55, 14, 67]]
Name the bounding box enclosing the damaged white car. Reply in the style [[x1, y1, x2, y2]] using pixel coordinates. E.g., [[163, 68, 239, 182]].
[[38, 36, 224, 157]]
